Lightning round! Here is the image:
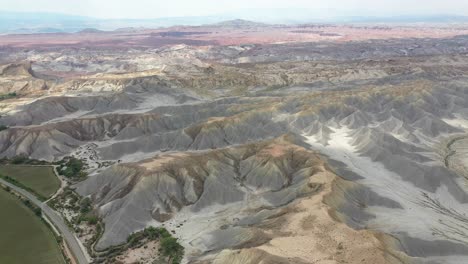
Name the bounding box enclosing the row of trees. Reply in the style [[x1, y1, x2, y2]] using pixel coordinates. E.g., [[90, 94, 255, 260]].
[[0, 92, 17, 101], [1, 185, 41, 216]]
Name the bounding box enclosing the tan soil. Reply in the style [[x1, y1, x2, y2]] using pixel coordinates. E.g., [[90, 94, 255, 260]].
[[208, 168, 411, 264]]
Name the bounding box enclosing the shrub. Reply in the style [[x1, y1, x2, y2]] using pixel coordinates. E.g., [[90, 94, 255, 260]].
[[33, 207, 42, 216], [88, 216, 98, 225], [160, 236, 184, 264], [79, 197, 92, 214], [76, 212, 99, 225]]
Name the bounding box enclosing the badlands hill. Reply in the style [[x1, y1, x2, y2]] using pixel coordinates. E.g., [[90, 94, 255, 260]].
[[1, 22, 468, 264]]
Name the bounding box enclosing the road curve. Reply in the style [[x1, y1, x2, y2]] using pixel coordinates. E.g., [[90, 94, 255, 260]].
[[0, 178, 90, 264]]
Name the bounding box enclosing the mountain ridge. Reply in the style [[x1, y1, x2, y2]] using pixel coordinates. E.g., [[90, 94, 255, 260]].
[[2, 10, 468, 33]]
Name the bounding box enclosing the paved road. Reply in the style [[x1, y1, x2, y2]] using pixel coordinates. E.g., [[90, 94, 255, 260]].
[[0, 178, 90, 264]]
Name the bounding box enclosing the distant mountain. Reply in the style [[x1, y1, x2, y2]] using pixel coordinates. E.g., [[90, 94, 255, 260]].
[[0, 11, 96, 34], [1, 10, 468, 34], [78, 28, 106, 33], [211, 19, 268, 28], [6, 27, 66, 34], [340, 15, 468, 23], [0, 11, 232, 33], [113, 27, 147, 32], [223, 8, 468, 24]]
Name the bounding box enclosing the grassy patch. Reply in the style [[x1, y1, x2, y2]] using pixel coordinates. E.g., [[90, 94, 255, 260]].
[[0, 165, 61, 199], [0, 187, 65, 264]]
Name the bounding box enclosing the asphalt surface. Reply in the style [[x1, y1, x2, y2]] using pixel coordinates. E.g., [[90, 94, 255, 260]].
[[0, 178, 90, 264]]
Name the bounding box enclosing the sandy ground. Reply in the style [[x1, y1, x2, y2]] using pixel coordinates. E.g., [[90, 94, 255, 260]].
[[116, 240, 160, 264], [194, 163, 409, 264], [255, 169, 405, 264], [139, 153, 188, 170]]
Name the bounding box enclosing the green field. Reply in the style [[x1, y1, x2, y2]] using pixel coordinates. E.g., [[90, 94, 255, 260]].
[[0, 188, 65, 264], [0, 165, 61, 198]]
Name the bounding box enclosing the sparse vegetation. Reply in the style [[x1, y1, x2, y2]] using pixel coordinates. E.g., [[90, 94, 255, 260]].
[[123, 227, 184, 264], [75, 197, 100, 225], [47, 186, 103, 259], [86, 226, 184, 264], [48, 187, 95, 226]]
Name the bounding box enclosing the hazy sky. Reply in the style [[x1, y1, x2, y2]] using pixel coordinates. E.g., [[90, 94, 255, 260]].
[[1, 0, 468, 19]]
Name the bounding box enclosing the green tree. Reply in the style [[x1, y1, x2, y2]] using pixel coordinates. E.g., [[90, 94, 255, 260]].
[[79, 197, 92, 214], [33, 207, 42, 216], [160, 236, 184, 264]]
